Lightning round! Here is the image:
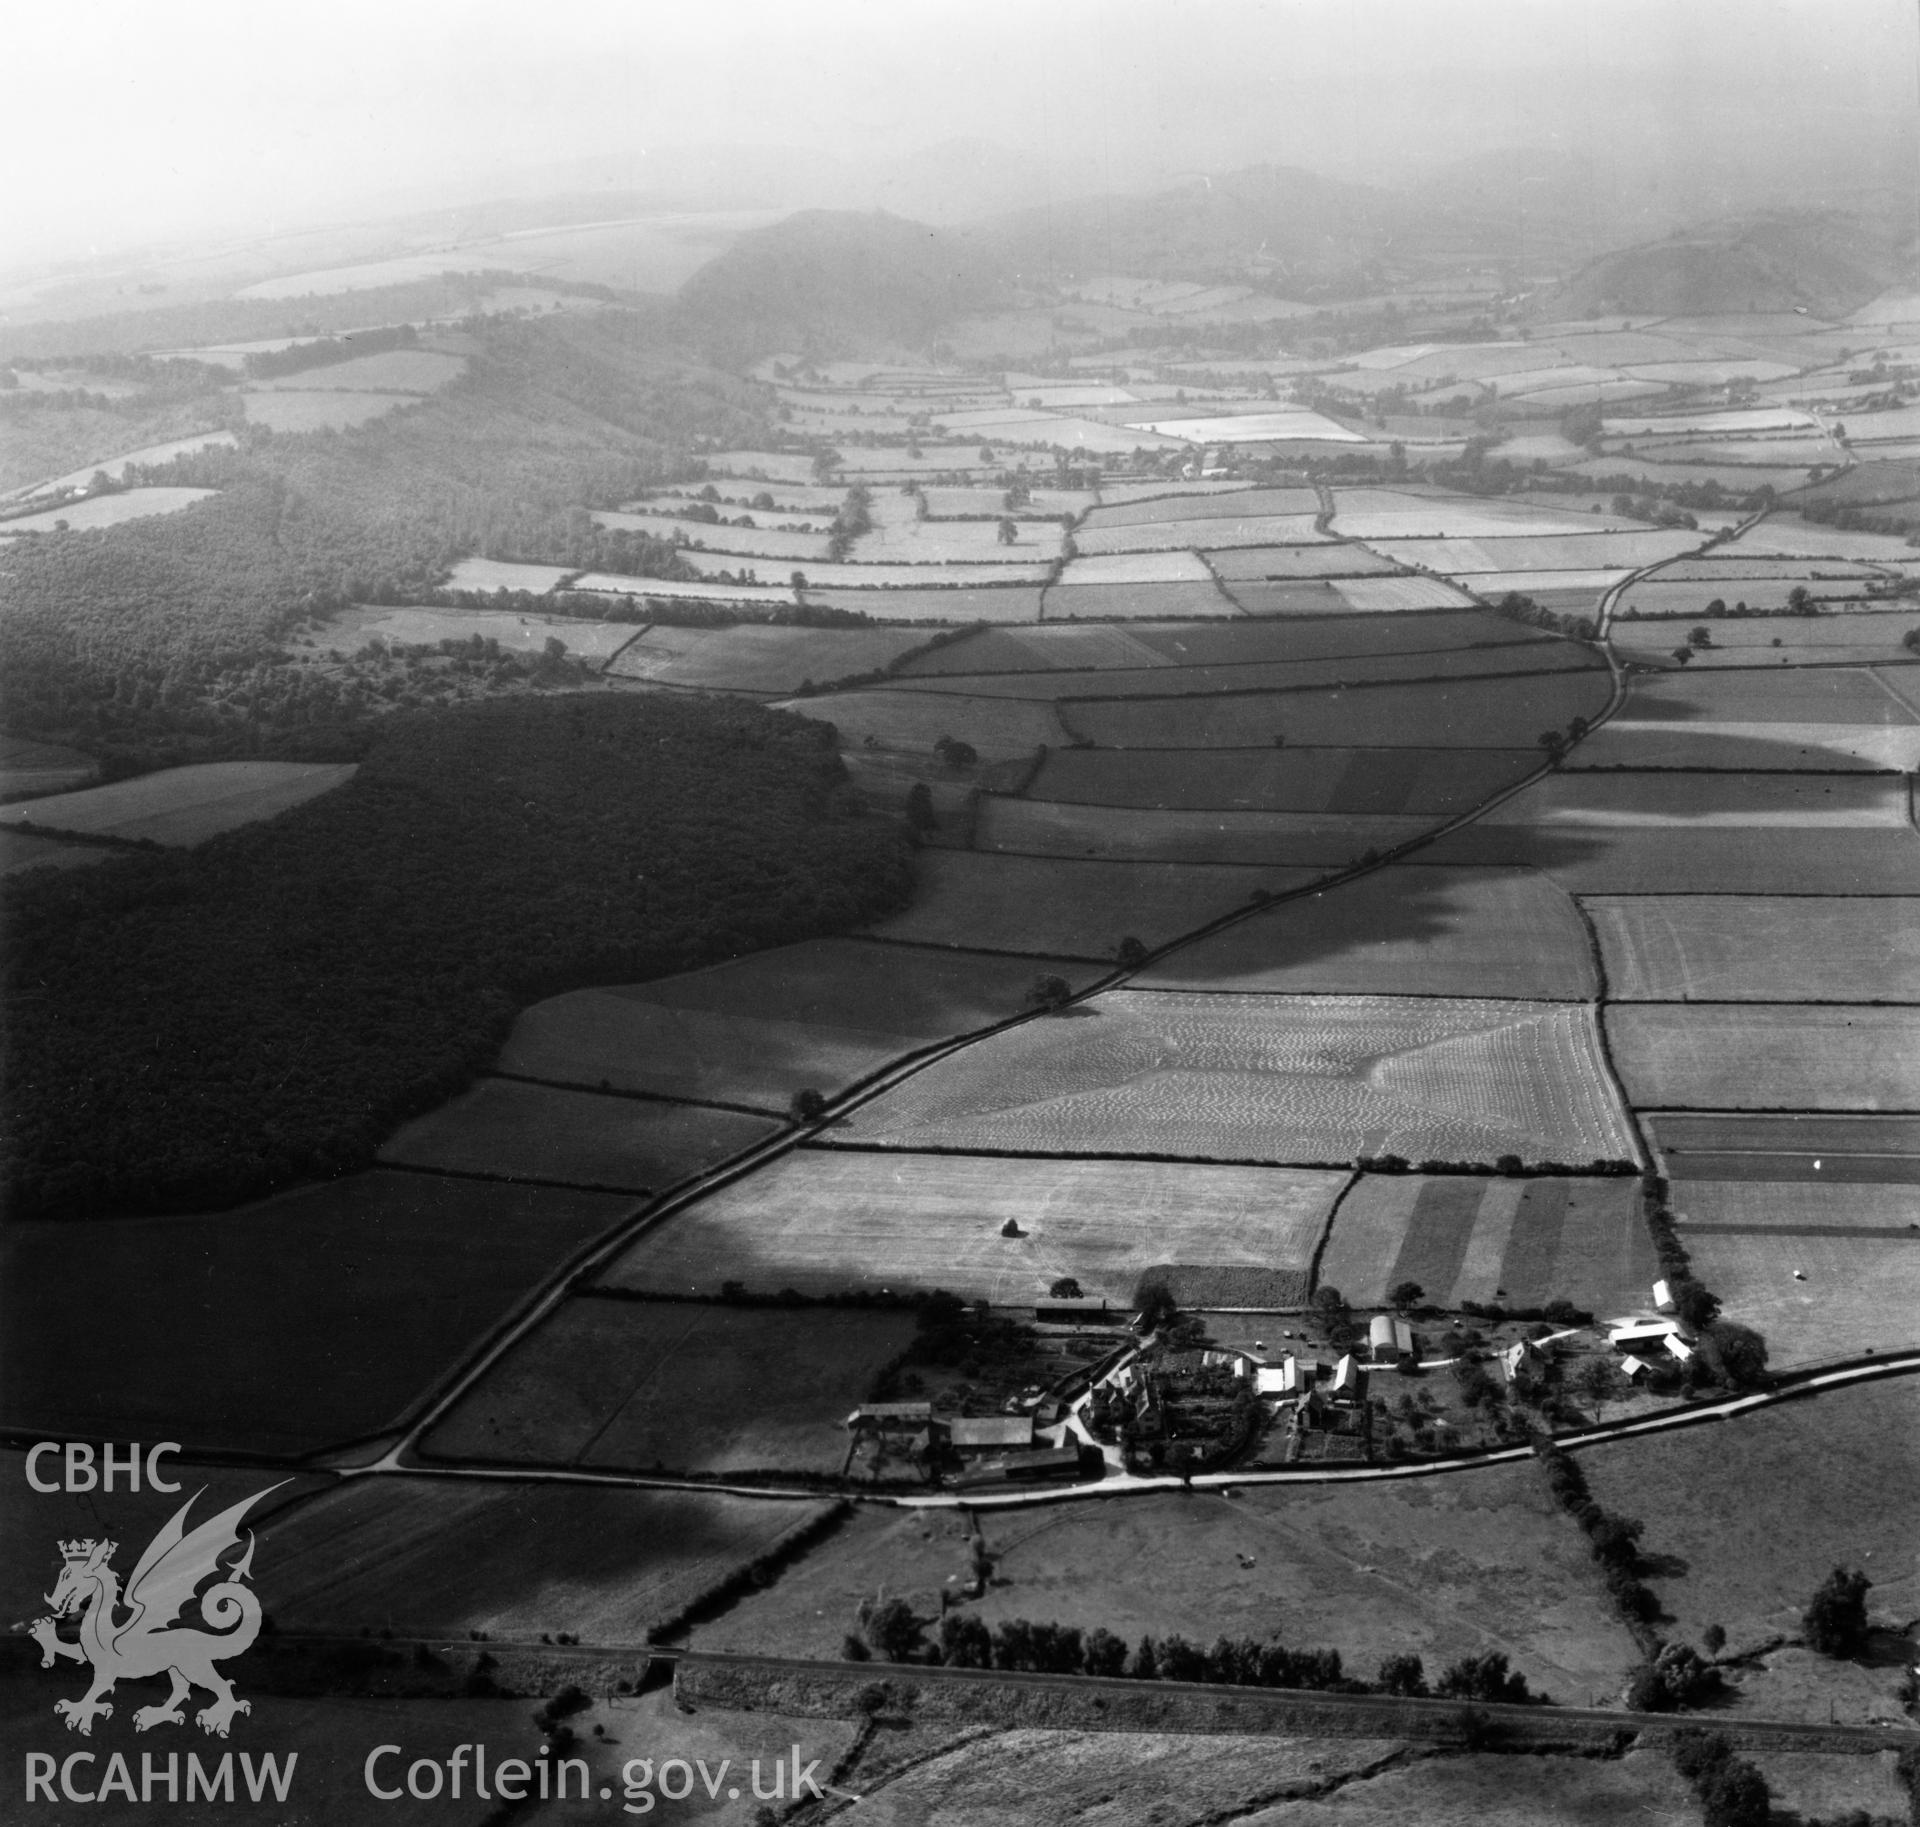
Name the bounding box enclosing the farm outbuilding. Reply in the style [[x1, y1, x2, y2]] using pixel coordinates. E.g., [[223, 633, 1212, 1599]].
[[946, 1415, 1036, 1453], [845, 1401, 933, 1434], [1331, 1353, 1364, 1402], [1368, 1314, 1418, 1365], [1609, 1320, 1681, 1353]]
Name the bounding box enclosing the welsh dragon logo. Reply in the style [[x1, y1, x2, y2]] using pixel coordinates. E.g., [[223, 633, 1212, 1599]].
[[30, 1483, 285, 1738]]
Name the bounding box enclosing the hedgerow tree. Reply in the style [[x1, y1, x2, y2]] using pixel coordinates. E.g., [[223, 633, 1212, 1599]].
[[1803, 1566, 1872, 1658]]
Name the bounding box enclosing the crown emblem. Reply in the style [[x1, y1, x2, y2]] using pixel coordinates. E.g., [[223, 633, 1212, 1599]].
[[58, 1539, 113, 1564]]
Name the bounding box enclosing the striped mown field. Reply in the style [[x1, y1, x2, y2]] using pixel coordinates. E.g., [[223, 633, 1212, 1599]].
[[1315, 1173, 1654, 1312]]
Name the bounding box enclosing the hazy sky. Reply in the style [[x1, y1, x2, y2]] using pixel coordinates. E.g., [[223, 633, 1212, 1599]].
[[5, 0, 1914, 268]]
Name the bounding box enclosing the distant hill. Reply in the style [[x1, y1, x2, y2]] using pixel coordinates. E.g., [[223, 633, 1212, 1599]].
[[674, 209, 1008, 357], [980, 163, 1462, 291], [1540, 210, 1912, 320]]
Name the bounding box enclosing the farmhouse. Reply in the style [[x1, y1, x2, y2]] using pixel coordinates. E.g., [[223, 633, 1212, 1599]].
[[1368, 1314, 1418, 1366], [1330, 1353, 1365, 1402], [1498, 1337, 1543, 1382]]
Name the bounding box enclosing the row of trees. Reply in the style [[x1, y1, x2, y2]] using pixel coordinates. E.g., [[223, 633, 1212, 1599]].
[[850, 1602, 1542, 1705]]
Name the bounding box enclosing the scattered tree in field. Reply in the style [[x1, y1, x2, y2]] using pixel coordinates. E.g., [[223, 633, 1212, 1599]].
[[1671, 1730, 1771, 1827], [1672, 646, 1694, 665], [1026, 973, 1073, 1010], [996, 517, 1019, 545], [1000, 1217, 1023, 1238], [1048, 1276, 1084, 1299], [1116, 935, 1148, 968], [1312, 1284, 1348, 1318], [790, 1087, 827, 1122], [1787, 584, 1814, 614], [934, 734, 978, 769], [1702, 1623, 1726, 1655], [1689, 625, 1713, 648], [1389, 1280, 1424, 1313], [906, 781, 937, 832], [841, 1633, 870, 1661], [1803, 1566, 1872, 1658]]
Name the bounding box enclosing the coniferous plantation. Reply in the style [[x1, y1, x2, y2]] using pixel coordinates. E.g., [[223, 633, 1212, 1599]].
[[1, 694, 913, 1221]]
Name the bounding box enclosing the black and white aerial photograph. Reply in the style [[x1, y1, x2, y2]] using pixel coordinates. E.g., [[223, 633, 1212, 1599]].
[[2, 0, 1918, 1819]]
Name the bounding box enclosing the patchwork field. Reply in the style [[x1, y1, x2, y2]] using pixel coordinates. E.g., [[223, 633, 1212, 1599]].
[[1140, 864, 1596, 1000], [378, 1078, 779, 1189], [1075, 514, 1331, 556], [1207, 542, 1403, 579], [975, 799, 1431, 867], [1613, 612, 1920, 668], [241, 389, 404, 431], [1648, 1111, 1920, 1183], [1055, 550, 1218, 586], [0, 484, 218, 533], [1066, 670, 1612, 750], [1324, 575, 1482, 611], [1316, 1173, 1653, 1312], [1043, 580, 1235, 620], [1330, 490, 1639, 539], [783, 686, 1068, 758], [1580, 1377, 1920, 1705], [1028, 746, 1537, 816], [0, 760, 357, 845], [601, 1150, 1346, 1306], [442, 555, 577, 593], [604, 623, 930, 691], [1679, 1226, 1920, 1364], [0, 1173, 631, 1455], [806, 584, 1046, 622], [251, 347, 465, 392], [1588, 895, 1920, 1001], [574, 575, 794, 613], [262, 1476, 835, 1640], [1083, 486, 1321, 528], [0, 734, 97, 799], [328, 604, 635, 657], [822, 990, 1636, 1166], [1366, 531, 1706, 576], [866, 850, 1323, 958], [1568, 717, 1920, 771], [422, 1297, 916, 1473], [498, 939, 1097, 1108], [598, 511, 829, 561], [1475, 769, 1911, 828], [1606, 1005, 1920, 1110], [699, 1469, 1641, 1701], [899, 641, 1595, 704]]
